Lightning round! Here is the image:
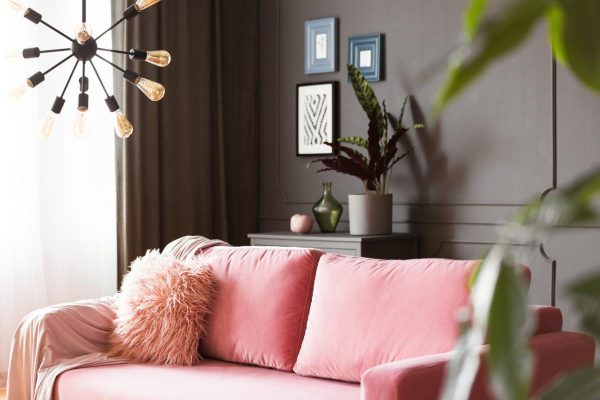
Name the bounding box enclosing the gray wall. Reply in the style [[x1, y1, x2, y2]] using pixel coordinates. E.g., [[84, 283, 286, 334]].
[[259, 0, 600, 330]]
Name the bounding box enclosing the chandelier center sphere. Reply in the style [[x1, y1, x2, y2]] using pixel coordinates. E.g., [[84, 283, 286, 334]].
[[71, 37, 97, 61]]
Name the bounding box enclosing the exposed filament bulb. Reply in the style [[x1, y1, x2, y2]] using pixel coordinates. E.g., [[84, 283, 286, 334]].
[[73, 109, 91, 138], [75, 22, 93, 44], [7, 0, 27, 15], [134, 77, 165, 101], [134, 0, 161, 12], [8, 81, 31, 100], [113, 110, 133, 138]]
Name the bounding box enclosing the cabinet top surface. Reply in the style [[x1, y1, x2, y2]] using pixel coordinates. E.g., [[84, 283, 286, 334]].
[[248, 231, 419, 242]]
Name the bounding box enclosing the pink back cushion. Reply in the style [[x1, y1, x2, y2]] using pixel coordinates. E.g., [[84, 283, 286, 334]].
[[294, 254, 480, 382], [199, 246, 322, 371]]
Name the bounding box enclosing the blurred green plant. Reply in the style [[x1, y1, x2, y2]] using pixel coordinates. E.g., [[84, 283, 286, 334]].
[[441, 171, 600, 400], [434, 0, 600, 116], [436, 0, 600, 399]]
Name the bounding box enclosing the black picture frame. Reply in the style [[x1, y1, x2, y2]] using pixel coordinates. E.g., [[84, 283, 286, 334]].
[[296, 81, 339, 157]]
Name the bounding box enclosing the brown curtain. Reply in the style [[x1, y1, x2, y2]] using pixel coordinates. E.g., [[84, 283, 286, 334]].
[[116, 0, 259, 284]]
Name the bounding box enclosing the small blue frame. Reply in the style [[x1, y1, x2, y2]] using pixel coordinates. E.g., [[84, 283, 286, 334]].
[[348, 34, 384, 82], [304, 17, 338, 74]]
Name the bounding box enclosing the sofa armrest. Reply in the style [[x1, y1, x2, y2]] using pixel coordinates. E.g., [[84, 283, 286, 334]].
[[360, 351, 458, 400], [531, 305, 563, 335], [7, 296, 116, 400], [360, 331, 595, 400]]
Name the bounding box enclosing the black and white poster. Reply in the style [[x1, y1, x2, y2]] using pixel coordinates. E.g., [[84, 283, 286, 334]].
[[296, 82, 338, 156]]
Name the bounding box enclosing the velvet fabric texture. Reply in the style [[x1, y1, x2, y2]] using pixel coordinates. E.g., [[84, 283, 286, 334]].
[[115, 0, 259, 285], [199, 246, 323, 371], [360, 331, 595, 400], [532, 305, 563, 335], [109, 250, 215, 366], [294, 255, 480, 382], [54, 359, 360, 400]]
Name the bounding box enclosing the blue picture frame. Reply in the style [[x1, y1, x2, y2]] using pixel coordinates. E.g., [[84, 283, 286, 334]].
[[348, 34, 384, 81], [304, 17, 338, 74]]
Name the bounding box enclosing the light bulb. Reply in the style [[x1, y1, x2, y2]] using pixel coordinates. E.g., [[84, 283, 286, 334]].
[[4, 49, 23, 61], [75, 22, 92, 44], [134, 0, 161, 11], [135, 77, 165, 101], [145, 50, 171, 67], [38, 112, 58, 138], [113, 110, 133, 138], [73, 110, 91, 138], [8, 82, 31, 100], [7, 0, 27, 15]]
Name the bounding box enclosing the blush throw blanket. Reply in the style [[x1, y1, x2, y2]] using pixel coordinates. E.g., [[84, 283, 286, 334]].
[[6, 236, 229, 400]]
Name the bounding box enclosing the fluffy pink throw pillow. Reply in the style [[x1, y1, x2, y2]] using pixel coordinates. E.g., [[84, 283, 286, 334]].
[[109, 250, 215, 366]]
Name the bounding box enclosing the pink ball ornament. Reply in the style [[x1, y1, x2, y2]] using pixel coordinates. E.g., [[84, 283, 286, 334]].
[[290, 214, 313, 234]]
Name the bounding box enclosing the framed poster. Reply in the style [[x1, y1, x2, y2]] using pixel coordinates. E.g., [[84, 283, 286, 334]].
[[348, 34, 384, 81], [296, 81, 339, 156], [304, 17, 338, 74]]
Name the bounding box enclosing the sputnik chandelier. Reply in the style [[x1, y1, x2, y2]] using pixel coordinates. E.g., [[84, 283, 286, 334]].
[[6, 0, 171, 139]]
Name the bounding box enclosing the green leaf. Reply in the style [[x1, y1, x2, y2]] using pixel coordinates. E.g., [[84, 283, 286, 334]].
[[327, 142, 369, 167], [441, 166, 600, 400], [549, 0, 600, 94], [338, 136, 369, 149], [316, 156, 372, 183], [347, 63, 385, 137], [387, 151, 411, 171], [440, 326, 485, 400], [435, 0, 549, 115], [512, 169, 600, 229], [463, 0, 488, 40], [440, 245, 506, 400], [398, 95, 409, 127], [567, 272, 600, 340], [546, 3, 567, 65], [487, 262, 533, 400], [563, 168, 600, 207], [538, 368, 600, 400]]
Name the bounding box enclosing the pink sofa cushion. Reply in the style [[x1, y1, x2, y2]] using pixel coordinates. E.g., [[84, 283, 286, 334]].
[[294, 255, 480, 382], [54, 359, 360, 400], [199, 246, 322, 371]]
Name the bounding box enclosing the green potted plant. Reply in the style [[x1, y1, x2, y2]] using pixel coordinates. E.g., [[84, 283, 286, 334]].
[[309, 64, 419, 235]]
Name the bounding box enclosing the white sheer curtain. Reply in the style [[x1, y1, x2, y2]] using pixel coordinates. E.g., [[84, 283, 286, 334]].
[[0, 0, 117, 385]]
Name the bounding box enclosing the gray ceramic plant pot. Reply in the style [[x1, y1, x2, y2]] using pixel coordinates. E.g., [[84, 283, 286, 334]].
[[348, 193, 392, 235]]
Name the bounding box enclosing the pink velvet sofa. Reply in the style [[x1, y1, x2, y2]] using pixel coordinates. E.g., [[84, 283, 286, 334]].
[[50, 246, 594, 399]]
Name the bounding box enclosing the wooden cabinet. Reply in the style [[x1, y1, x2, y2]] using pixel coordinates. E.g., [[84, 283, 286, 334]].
[[248, 232, 419, 259]]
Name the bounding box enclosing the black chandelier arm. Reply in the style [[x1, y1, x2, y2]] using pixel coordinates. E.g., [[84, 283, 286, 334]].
[[43, 54, 75, 76], [82, 0, 87, 23], [60, 60, 80, 98], [40, 48, 72, 54], [95, 17, 126, 42], [96, 0, 153, 43], [21, 47, 71, 59], [89, 60, 111, 98], [95, 53, 126, 74], [39, 20, 74, 43], [80, 61, 89, 93], [97, 48, 133, 56]]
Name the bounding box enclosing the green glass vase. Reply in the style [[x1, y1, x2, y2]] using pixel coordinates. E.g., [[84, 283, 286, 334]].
[[312, 182, 343, 233]]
